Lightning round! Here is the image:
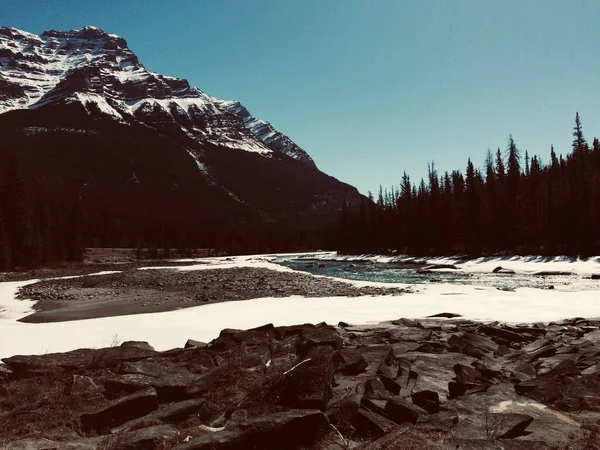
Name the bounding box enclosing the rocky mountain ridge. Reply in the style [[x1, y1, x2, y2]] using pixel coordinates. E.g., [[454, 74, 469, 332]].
[[0, 26, 313, 164]]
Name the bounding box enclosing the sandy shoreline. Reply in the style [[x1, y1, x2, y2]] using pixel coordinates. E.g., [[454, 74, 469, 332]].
[[16, 266, 406, 323]]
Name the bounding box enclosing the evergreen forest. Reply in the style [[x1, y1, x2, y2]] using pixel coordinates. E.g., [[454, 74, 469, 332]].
[[334, 113, 600, 257]]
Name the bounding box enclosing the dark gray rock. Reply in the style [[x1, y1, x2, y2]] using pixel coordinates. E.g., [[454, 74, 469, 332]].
[[336, 348, 368, 375], [448, 332, 498, 357], [278, 346, 335, 410], [120, 341, 155, 351], [352, 407, 398, 438], [81, 387, 159, 432], [297, 325, 342, 355], [411, 390, 440, 413], [480, 325, 530, 344], [172, 409, 329, 450], [105, 424, 177, 450], [118, 361, 162, 378], [112, 398, 208, 433], [106, 370, 198, 402], [427, 312, 462, 318], [2, 346, 157, 375], [384, 398, 422, 424], [184, 339, 207, 349]]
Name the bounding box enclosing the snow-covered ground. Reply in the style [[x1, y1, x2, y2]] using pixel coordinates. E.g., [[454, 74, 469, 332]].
[[1, 253, 599, 358]]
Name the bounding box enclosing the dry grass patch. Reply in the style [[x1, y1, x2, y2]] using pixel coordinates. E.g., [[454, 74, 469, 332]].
[[0, 372, 105, 444]]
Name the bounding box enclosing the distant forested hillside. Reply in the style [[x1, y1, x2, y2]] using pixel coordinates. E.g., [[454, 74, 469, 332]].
[[334, 113, 600, 256]]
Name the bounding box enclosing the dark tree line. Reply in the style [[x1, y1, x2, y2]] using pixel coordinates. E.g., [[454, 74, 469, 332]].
[[335, 113, 600, 256], [0, 155, 84, 270]]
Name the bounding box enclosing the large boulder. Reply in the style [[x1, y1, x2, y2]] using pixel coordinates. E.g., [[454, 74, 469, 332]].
[[384, 398, 422, 424], [105, 370, 198, 402], [336, 348, 368, 375], [101, 425, 177, 450], [80, 387, 159, 432], [352, 407, 398, 438], [112, 398, 208, 433], [172, 409, 329, 450], [2, 346, 157, 376], [278, 346, 335, 410], [448, 333, 498, 358], [296, 325, 342, 356]]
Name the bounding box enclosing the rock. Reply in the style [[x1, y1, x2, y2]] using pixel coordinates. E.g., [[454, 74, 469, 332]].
[[359, 345, 394, 375], [297, 325, 342, 355], [453, 364, 478, 383], [379, 374, 402, 395], [172, 409, 329, 450], [480, 325, 530, 344], [0, 364, 12, 380], [443, 438, 550, 449], [411, 390, 440, 413], [112, 398, 208, 433], [381, 327, 432, 342], [184, 339, 207, 349], [385, 398, 422, 424], [361, 397, 389, 417], [364, 376, 392, 400], [273, 323, 315, 339], [416, 264, 458, 273], [528, 345, 557, 361], [80, 387, 159, 432], [327, 393, 361, 426], [416, 411, 458, 433], [120, 341, 155, 351], [392, 318, 418, 327], [43, 427, 81, 441], [208, 327, 276, 351], [69, 374, 101, 396], [105, 424, 177, 450], [352, 407, 398, 438], [515, 375, 563, 404], [105, 370, 197, 402], [118, 361, 162, 378], [2, 346, 157, 375], [336, 348, 368, 375], [427, 312, 462, 318], [278, 346, 335, 410], [583, 329, 600, 345], [357, 423, 412, 450], [582, 364, 600, 375], [408, 352, 476, 400], [493, 266, 516, 274], [2, 438, 97, 449], [186, 367, 223, 397], [448, 380, 491, 398], [448, 332, 498, 357], [493, 413, 535, 439]]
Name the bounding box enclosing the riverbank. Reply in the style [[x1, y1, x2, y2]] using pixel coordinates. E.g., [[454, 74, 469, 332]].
[[16, 267, 406, 323]]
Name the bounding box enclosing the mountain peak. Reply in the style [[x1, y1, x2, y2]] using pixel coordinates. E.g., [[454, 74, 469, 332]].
[[0, 26, 314, 165], [42, 25, 115, 39]]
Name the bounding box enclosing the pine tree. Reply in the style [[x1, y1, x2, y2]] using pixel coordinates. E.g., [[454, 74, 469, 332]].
[[572, 112, 588, 155]]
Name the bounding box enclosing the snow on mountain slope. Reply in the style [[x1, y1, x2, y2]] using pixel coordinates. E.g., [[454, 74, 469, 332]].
[[0, 26, 314, 163]]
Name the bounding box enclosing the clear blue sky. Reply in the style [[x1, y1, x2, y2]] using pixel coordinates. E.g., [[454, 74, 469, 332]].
[[3, 0, 600, 194]]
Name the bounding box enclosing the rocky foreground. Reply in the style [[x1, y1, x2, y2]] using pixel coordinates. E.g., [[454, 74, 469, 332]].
[[1, 317, 600, 449]]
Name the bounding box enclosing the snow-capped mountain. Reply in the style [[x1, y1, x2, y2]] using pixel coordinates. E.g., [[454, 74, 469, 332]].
[[0, 26, 314, 164], [0, 26, 363, 243]]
